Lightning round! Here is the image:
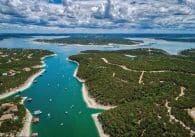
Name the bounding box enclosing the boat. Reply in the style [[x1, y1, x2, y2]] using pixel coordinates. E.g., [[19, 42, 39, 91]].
[[65, 111, 68, 114], [15, 95, 20, 98], [33, 110, 42, 115], [79, 111, 82, 114], [48, 113, 51, 117], [31, 132, 38, 137], [33, 118, 39, 123], [49, 98, 52, 102], [26, 98, 32, 102], [60, 123, 64, 126]]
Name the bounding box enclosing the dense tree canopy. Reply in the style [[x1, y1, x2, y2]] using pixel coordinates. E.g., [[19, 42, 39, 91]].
[[70, 48, 195, 137]]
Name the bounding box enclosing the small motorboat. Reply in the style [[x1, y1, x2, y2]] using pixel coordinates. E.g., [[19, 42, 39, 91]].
[[48, 113, 51, 117], [31, 132, 38, 137], [49, 98, 52, 102], [79, 111, 82, 114], [60, 123, 64, 126], [65, 111, 68, 114], [33, 110, 42, 115], [33, 118, 39, 124], [15, 95, 20, 98], [26, 98, 32, 102]]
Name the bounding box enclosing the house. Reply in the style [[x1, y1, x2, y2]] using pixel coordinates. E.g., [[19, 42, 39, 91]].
[[8, 69, 16, 76], [0, 114, 14, 121], [2, 73, 7, 76], [8, 105, 18, 112], [9, 72, 16, 76], [23, 67, 31, 72], [4, 105, 18, 114], [0, 103, 14, 110], [14, 116, 19, 121]]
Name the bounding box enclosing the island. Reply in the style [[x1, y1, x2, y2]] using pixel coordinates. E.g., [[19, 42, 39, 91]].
[[69, 48, 195, 137], [0, 48, 54, 136], [35, 36, 142, 46]]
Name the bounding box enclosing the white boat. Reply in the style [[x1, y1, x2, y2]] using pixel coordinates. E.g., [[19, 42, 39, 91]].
[[33, 110, 42, 115], [65, 111, 68, 114], [60, 123, 64, 126], [26, 98, 32, 102], [48, 113, 51, 117]]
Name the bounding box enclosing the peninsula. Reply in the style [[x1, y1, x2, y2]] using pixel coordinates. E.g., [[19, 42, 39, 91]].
[[69, 48, 195, 137], [35, 36, 142, 46]]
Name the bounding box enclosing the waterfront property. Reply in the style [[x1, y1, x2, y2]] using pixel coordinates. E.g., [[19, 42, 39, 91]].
[[0, 97, 26, 137], [0, 48, 53, 95], [0, 48, 53, 136]]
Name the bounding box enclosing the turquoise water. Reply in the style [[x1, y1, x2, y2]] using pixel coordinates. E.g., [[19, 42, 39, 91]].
[[0, 36, 195, 137]]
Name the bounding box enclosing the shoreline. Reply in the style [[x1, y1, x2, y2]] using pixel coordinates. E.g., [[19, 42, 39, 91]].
[[19, 109, 32, 137], [18, 97, 32, 137], [0, 53, 56, 137], [0, 54, 56, 100], [35, 40, 142, 47], [68, 58, 115, 110], [68, 58, 114, 137], [92, 114, 110, 137], [0, 69, 45, 100]]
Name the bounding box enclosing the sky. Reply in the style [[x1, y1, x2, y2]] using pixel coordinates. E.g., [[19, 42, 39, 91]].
[[0, 0, 195, 33]]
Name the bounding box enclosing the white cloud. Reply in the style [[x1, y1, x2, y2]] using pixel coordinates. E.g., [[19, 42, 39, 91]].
[[0, 0, 194, 32]]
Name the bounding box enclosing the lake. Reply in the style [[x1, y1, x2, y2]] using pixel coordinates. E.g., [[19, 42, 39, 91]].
[[0, 35, 195, 137]]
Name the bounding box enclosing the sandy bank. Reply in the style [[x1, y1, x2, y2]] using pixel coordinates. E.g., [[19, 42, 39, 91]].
[[92, 114, 110, 137], [68, 58, 115, 137], [68, 58, 115, 110], [18, 107, 32, 137], [0, 69, 45, 100]]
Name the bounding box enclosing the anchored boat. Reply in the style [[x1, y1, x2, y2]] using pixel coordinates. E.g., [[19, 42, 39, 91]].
[[33, 110, 42, 115]]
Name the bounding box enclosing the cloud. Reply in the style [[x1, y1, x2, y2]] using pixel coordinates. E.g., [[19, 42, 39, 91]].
[[0, 0, 194, 32]]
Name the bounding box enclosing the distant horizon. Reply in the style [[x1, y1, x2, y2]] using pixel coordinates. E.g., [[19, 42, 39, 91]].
[[1, 32, 195, 35]]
